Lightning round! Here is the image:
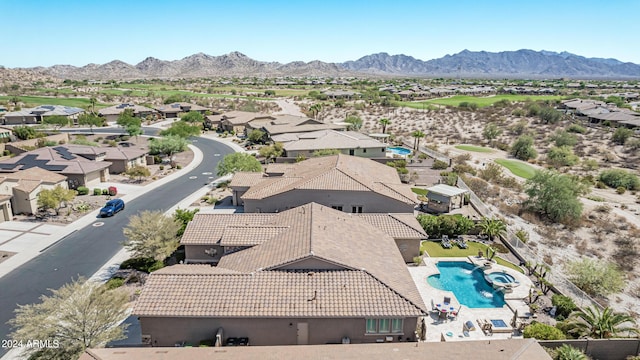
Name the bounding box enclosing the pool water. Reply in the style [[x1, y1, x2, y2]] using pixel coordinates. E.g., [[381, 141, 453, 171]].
[[486, 272, 517, 284], [387, 146, 412, 156], [426, 261, 506, 308]]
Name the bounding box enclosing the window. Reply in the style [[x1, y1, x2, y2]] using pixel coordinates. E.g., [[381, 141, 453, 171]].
[[391, 319, 403, 333], [366, 319, 377, 334], [365, 319, 403, 334], [331, 205, 343, 211], [363, 148, 367, 153], [378, 319, 390, 333], [351, 206, 363, 213]]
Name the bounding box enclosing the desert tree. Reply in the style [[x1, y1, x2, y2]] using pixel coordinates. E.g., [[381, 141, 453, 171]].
[[174, 208, 200, 237], [125, 165, 151, 182], [159, 121, 200, 138], [180, 111, 204, 124], [510, 135, 537, 161], [524, 169, 586, 225], [148, 135, 189, 161], [89, 97, 98, 114], [344, 115, 363, 130], [258, 142, 284, 163], [42, 115, 70, 130], [77, 113, 104, 133], [37, 185, 77, 215], [123, 210, 181, 261], [247, 129, 266, 144], [216, 152, 262, 176], [482, 122, 502, 143], [9, 277, 129, 360]]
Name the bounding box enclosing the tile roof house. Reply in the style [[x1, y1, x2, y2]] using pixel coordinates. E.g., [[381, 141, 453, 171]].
[[102, 146, 148, 174], [219, 111, 274, 134], [154, 102, 209, 119], [181, 206, 426, 264], [0, 167, 68, 217], [271, 130, 387, 159], [98, 103, 157, 122], [134, 203, 427, 347], [3, 105, 84, 125], [0, 145, 111, 189], [255, 115, 346, 136], [229, 154, 417, 213]]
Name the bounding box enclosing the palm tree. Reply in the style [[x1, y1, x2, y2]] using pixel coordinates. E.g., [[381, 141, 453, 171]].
[[89, 97, 98, 114], [378, 118, 391, 134], [309, 104, 323, 120], [478, 217, 506, 241], [567, 306, 638, 339], [411, 130, 425, 150]]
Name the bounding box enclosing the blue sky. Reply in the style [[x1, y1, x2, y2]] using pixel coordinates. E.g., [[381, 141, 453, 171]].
[[3, 0, 639, 67]]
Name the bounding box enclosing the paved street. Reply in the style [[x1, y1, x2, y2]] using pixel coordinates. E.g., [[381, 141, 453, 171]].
[[0, 135, 235, 356]]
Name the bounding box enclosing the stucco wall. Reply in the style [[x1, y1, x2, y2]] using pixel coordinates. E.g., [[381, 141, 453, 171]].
[[140, 317, 418, 347], [540, 339, 640, 360], [286, 148, 386, 159], [395, 238, 421, 263], [185, 245, 223, 264], [244, 189, 414, 214]]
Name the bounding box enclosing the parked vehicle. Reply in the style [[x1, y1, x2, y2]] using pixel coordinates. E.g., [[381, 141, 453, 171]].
[[99, 199, 125, 217]]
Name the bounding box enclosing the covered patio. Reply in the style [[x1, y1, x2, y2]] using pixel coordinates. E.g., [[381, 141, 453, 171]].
[[424, 184, 469, 213]]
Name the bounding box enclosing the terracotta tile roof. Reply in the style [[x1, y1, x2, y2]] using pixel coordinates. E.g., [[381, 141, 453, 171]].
[[13, 179, 42, 193], [264, 163, 296, 175], [181, 213, 275, 245], [281, 130, 385, 151], [153, 264, 238, 275], [228, 172, 265, 188], [98, 103, 156, 116], [219, 225, 290, 247], [216, 203, 426, 311], [0, 167, 66, 183], [222, 111, 271, 125], [134, 269, 424, 318], [154, 102, 208, 114], [0, 146, 112, 175], [102, 147, 147, 161], [355, 213, 426, 239], [240, 154, 415, 204], [262, 116, 346, 135]]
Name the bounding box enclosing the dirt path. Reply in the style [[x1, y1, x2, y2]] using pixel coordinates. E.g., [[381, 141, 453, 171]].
[[273, 99, 306, 117]]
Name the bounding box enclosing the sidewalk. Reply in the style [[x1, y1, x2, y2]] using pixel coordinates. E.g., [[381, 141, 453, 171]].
[[0, 130, 251, 281]]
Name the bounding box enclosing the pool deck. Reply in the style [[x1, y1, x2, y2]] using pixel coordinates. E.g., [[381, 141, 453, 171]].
[[409, 257, 535, 342]]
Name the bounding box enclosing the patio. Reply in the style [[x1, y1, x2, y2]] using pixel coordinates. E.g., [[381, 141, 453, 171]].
[[409, 257, 535, 342]]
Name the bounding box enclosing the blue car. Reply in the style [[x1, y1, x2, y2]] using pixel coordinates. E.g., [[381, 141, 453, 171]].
[[99, 199, 125, 217]]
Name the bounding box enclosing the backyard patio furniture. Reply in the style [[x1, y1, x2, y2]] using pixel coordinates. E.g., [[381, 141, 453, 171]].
[[443, 296, 451, 305], [455, 236, 468, 249], [463, 320, 476, 332], [477, 319, 493, 336], [449, 306, 461, 320], [441, 235, 452, 249]]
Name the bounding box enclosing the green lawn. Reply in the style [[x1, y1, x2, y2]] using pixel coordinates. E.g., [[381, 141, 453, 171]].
[[412, 187, 428, 196], [420, 240, 524, 273], [399, 94, 563, 109], [455, 145, 494, 153], [494, 159, 537, 179], [0, 96, 111, 109]]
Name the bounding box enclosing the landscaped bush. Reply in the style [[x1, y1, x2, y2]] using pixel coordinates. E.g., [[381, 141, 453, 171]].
[[93, 188, 102, 196], [598, 169, 640, 190], [108, 186, 117, 196], [491, 243, 510, 253], [432, 159, 449, 170], [551, 294, 577, 321], [119, 257, 164, 273], [76, 186, 89, 195], [102, 189, 109, 195], [159, 165, 164, 170], [565, 258, 625, 297], [566, 124, 586, 134], [105, 277, 125, 290], [416, 214, 475, 238], [523, 322, 566, 340]]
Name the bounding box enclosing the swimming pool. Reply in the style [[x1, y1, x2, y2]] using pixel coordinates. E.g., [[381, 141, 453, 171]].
[[426, 261, 506, 308], [387, 146, 412, 156], [486, 272, 517, 285]]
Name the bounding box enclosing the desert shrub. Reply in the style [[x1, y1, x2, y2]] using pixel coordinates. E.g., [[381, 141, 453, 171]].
[[119, 257, 165, 273], [523, 322, 565, 340], [454, 153, 472, 164], [479, 163, 503, 182], [539, 106, 561, 124], [159, 165, 164, 170], [432, 159, 448, 170], [93, 188, 102, 196], [494, 141, 510, 151], [459, 102, 478, 110], [510, 120, 528, 135], [611, 127, 633, 145], [105, 277, 125, 290], [617, 186, 626, 194], [551, 294, 577, 321], [108, 186, 117, 196], [546, 146, 579, 167], [565, 258, 625, 297], [76, 186, 89, 195], [452, 163, 476, 176], [102, 189, 109, 195], [511, 108, 525, 117], [599, 169, 640, 190], [550, 130, 578, 147], [625, 137, 640, 150], [566, 124, 586, 134], [510, 135, 537, 161]]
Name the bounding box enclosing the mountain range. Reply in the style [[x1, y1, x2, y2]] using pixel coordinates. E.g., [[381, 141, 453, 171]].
[[10, 50, 640, 80]]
